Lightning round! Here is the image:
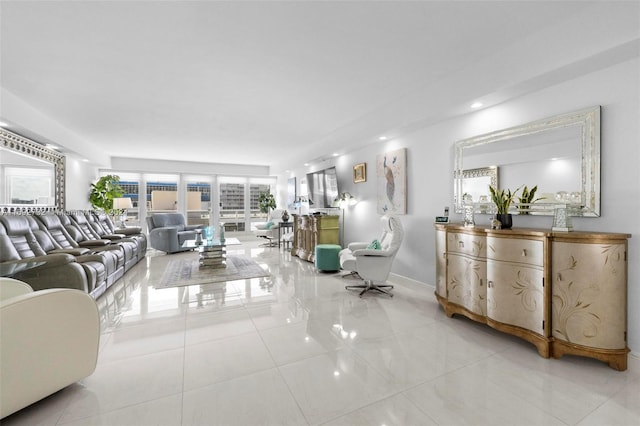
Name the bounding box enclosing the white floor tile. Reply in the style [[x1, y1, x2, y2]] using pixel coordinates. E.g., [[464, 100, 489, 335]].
[[259, 320, 347, 365], [320, 393, 438, 426], [57, 349, 184, 423], [56, 394, 183, 426], [404, 364, 567, 426], [183, 331, 275, 391], [279, 349, 396, 425], [184, 308, 257, 345], [182, 369, 308, 426]]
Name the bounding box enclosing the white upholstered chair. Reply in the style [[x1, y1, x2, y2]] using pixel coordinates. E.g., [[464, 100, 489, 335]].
[[0, 277, 100, 419], [339, 215, 404, 297], [254, 209, 286, 246]]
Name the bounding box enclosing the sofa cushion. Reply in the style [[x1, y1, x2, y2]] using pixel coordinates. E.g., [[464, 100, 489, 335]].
[[0, 235, 21, 262]]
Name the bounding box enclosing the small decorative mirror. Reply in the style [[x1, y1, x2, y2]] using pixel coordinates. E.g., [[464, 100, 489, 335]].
[[454, 106, 600, 216], [1, 129, 65, 212]]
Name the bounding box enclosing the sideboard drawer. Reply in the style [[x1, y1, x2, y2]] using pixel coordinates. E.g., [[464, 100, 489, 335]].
[[447, 231, 485, 257], [487, 236, 543, 266]]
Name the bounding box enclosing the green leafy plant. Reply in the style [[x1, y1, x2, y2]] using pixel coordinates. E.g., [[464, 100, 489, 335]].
[[89, 174, 123, 214], [518, 185, 545, 215], [258, 191, 276, 214], [489, 185, 520, 215]]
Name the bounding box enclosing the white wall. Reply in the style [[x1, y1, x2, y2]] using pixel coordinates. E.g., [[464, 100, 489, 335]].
[[279, 58, 640, 354], [64, 155, 99, 210]]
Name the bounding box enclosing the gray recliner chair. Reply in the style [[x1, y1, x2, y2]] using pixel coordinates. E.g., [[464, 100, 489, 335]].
[[146, 213, 205, 253]]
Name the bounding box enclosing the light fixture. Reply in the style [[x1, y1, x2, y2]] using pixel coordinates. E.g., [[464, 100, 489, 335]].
[[336, 192, 356, 209], [0, 121, 8, 127], [334, 192, 356, 246], [470, 102, 483, 109], [45, 144, 59, 150], [378, 136, 388, 141], [332, 153, 339, 157], [112, 197, 133, 227]]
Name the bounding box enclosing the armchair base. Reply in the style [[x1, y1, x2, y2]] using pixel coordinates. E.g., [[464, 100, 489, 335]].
[[258, 235, 278, 247], [345, 280, 394, 297]]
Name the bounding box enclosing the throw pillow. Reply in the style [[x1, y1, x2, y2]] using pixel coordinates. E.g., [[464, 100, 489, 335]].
[[367, 239, 381, 250], [265, 221, 275, 229]]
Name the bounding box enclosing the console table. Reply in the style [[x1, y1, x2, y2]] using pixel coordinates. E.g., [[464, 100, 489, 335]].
[[435, 223, 630, 370], [292, 214, 339, 262]]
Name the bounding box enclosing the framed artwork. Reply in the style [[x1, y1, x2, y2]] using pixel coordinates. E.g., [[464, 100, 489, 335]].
[[353, 163, 366, 183], [376, 148, 407, 215]]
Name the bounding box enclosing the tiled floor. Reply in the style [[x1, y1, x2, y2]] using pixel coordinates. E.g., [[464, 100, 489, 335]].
[[3, 235, 639, 425]]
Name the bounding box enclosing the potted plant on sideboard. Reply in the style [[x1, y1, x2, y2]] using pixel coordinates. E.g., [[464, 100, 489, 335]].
[[489, 185, 520, 229]]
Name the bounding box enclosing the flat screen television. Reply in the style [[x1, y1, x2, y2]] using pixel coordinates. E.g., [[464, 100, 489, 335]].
[[306, 167, 339, 208]]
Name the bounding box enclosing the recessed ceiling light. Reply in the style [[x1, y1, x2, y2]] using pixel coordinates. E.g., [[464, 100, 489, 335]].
[[332, 153, 339, 157], [303, 163, 309, 167], [470, 102, 483, 109], [378, 136, 388, 141], [82, 159, 89, 162]]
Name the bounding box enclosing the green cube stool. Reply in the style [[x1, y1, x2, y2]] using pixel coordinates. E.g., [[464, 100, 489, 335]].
[[314, 244, 342, 272]]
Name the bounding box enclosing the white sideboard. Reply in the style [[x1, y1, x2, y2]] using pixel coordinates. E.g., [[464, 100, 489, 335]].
[[435, 224, 630, 370]]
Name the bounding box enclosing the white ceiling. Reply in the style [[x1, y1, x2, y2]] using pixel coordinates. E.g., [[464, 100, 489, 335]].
[[1, 1, 638, 172]]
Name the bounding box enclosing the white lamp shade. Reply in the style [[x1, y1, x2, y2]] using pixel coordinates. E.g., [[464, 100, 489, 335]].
[[112, 197, 133, 209]]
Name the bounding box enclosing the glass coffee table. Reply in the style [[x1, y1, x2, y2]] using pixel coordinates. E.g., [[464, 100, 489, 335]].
[[182, 239, 227, 269]]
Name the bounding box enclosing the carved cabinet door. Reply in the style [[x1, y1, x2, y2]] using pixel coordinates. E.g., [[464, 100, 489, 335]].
[[486, 236, 546, 335], [551, 240, 627, 350], [447, 231, 487, 316]]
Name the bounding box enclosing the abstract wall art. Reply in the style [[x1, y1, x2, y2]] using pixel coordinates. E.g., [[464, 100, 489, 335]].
[[376, 147, 406, 214]]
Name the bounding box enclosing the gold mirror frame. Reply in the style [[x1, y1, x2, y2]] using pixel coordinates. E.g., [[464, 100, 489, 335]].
[[454, 106, 600, 216], [1, 128, 65, 212]]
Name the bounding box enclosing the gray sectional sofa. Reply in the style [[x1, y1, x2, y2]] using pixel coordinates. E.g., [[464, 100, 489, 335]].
[[0, 212, 147, 299]]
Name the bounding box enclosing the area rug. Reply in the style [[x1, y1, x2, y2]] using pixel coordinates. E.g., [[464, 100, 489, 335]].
[[154, 255, 270, 289]]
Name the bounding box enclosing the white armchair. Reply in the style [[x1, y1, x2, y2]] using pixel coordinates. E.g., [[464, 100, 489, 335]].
[[339, 215, 404, 297], [254, 209, 287, 246], [0, 278, 100, 419]]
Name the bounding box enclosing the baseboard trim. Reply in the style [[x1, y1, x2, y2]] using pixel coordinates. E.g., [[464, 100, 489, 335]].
[[388, 272, 434, 293]]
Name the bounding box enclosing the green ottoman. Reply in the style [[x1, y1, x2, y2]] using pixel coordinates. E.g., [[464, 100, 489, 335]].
[[315, 244, 342, 271]]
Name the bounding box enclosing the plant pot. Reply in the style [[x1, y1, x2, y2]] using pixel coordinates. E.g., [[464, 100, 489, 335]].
[[496, 214, 513, 229]]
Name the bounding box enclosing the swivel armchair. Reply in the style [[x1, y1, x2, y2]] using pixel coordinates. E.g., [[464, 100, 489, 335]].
[[253, 209, 286, 247], [339, 215, 404, 297]]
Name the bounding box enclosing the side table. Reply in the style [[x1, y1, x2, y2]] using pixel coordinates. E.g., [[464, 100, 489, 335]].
[[279, 221, 294, 248]]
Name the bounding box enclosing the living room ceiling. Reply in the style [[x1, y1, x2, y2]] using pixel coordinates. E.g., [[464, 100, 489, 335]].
[[1, 1, 638, 172]]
